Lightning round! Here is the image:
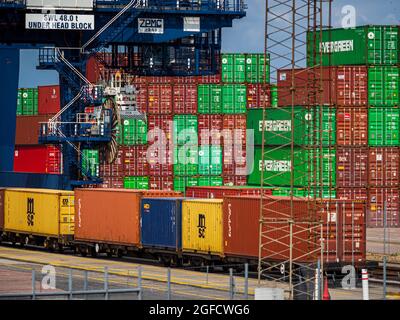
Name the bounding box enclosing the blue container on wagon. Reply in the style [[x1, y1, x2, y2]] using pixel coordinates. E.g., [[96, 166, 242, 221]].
[[140, 198, 183, 250]]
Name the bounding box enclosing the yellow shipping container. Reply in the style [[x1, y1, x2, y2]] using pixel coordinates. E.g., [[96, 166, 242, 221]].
[[3, 189, 74, 242], [182, 199, 224, 256]]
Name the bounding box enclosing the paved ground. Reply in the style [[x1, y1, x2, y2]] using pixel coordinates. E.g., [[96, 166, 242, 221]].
[[367, 228, 400, 256], [0, 246, 399, 300]]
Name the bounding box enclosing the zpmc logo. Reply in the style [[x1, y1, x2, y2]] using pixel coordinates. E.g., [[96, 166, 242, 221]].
[[27, 198, 35, 226]]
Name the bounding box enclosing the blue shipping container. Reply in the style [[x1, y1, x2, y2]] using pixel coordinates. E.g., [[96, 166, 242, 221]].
[[140, 198, 183, 250]]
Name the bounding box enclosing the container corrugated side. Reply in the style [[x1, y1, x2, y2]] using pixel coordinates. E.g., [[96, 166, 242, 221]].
[[182, 199, 224, 256]]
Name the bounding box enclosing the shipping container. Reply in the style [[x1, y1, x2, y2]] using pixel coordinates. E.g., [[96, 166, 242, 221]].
[[149, 176, 174, 190], [248, 147, 336, 187], [15, 115, 53, 145], [148, 146, 173, 176], [182, 199, 224, 256], [336, 147, 369, 187], [336, 66, 368, 106], [1, 188, 74, 243], [336, 107, 368, 146], [124, 176, 149, 190], [81, 149, 99, 177], [19, 88, 39, 115], [148, 84, 173, 114], [74, 189, 181, 249], [14, 145, 62, 175], [369, 147, 400, 187], [198, 85, 222, 114], [173, 84, 197, 114], [100, 177, 124, 189], [134, 83, 148, 113], [141, 198, 183, 250], [173, 146, 198, 176], [221, 54, 246, 83], [173, 176, 199, 193], [196, 74, 221, 84], [122, 119, 148, 145], [247, 107, 336, 146], [198, 145, 222, 175], [99, 148, 124, 177], [173, 115, 198, 145], [307, 26, 399, 66], [38, 85, 60, 115], [247, 84, 271, 109], [223, 196, 366, 264], [368, 188, 399, 228], [198, 176, 224, 187], [368, 108, 400, 146], [222, 84, 247, 114], [337, 188, 368, 201], [277, 67, 336, 106], [122, 146, 149, 176], [245, 54, 271, 83], [222, 175, 247, 186], [368, 66, 399, 107], [148, 115, 173, 143], [198, 114, 223, 145], [185, 186, 273, 199]]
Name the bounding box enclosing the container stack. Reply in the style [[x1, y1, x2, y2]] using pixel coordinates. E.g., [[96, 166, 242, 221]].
[[307, 25, 400, 228], [14, 85, 62, 175]]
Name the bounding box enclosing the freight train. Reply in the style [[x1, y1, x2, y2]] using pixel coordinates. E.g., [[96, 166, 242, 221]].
[[0, 187, 369, 272]]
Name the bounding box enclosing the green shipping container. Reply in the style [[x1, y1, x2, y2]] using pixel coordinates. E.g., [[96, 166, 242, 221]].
[[16, 90, 23, 115], [198, 145, 223, 175], [221, 54, 246, 83], [173, 146, 199, 176], [222, 84, 247, 114], [124, 176, 149, 190], [245, 54, 271, 83], [82, 149, 99, 177], [123, 119, 147, 145], [270, 187, 336, 198], [308, 25, 399, 66], [247, 107, 336, 146], [248, 147, 336, 187], [271, 85, 278, 108], [198, 85, 211, 114], [368, 66, 399, 107], [198, 176, 224, 187], [173, 176, 199, 193], [173, 115, 198, 145], [368, 108, 400, 146]]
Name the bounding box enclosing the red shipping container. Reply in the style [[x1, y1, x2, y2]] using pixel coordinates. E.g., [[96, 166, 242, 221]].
[[223, 175, 248, 186], [197, 74, 221, 84], [336, 107, 368, 146], [101, 177, 124, 189], [222, 196, 366, 264], [173, 76, 197, 84], [86, 55, 104, 84], [247, 84, 271, 109], [368, 188, 400, 228], [14, 145, 61, 174], [148, 115, 173, 143], [149, 176, 173, 190], [185, 186, 272, 199], [15, 115, 53, 145], [121, 146, 149, 176], [173, 84, 197, 114], [277, 66, 368, 107], [336, 147, 368, 187], [336, 66, 368, 106], [148, 84, 173, 114], [38, 85, 60, 115], [337, 188, 368, 201], [147, 76, 174, 84], [198, 115, 223, 145], [99, 148, 124, 178], [148, 146, 173, 176], [135, 84, 148, 113], [369, 148, 400, 187]]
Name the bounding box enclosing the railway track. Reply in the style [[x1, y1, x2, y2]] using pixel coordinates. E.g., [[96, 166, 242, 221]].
[[369, 262, 400, 285]]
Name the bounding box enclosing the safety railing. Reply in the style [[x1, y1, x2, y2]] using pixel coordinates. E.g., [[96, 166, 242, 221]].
[[95, 0, 246, 12]]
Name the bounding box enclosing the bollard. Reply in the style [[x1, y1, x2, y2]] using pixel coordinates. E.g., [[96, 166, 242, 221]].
[[244, 263, 249, 300], [361, 269, 369, 300]]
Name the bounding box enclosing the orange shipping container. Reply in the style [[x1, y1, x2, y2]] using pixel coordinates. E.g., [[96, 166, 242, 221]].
[[74, 189, 181, 246]]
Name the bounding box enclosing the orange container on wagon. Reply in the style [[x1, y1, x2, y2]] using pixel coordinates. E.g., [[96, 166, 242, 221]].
[[74, 189, 182, 247]]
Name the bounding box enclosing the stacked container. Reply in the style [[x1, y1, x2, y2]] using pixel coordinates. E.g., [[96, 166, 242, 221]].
[[308, 25, 400, 227]]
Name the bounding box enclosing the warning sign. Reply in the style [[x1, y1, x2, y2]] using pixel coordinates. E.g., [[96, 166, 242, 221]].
[[26, 14, 95, 30]]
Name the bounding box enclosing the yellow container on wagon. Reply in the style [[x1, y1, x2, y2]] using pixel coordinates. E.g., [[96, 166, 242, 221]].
[[182, 199, 224, 256], [3, 189, 75, 242]]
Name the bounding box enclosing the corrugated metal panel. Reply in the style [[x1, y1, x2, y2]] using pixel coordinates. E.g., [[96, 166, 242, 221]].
[[368, 188, 400, 228], [38, 85, 60, 115], [141, 198, 182, 250], [4, 189, 74, 237], [336, 147, 368, 187], [182, 199, 224, 256], [336, 107, 368, 146], [369, 147, 400, 187]]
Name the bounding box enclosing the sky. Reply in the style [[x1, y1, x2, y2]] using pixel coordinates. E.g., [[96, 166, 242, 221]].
[[19, 0, 400, 87]]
